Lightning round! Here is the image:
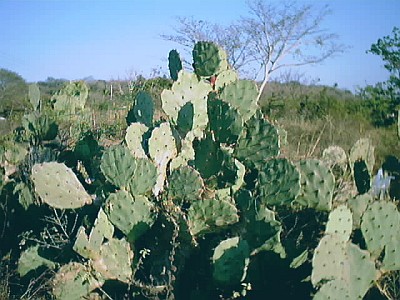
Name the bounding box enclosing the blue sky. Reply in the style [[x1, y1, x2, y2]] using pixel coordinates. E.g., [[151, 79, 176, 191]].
[[0, 0, 399, 91]]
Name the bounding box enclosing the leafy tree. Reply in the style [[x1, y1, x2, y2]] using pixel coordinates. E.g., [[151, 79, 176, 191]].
[[363, 27, 400, 126], [162, 0, 344, 100], [0, 69, 28, 116]]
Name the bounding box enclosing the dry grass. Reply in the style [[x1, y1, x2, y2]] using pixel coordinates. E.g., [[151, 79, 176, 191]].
[[277, 115, 400, 169]]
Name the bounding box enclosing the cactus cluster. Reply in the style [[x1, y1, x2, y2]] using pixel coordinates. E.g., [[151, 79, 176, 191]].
[[5, 41, 400, 300]]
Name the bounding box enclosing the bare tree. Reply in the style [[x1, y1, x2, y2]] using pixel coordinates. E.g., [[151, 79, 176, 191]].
[[161, 17, 248, 70], [162, 0, 345, 101]]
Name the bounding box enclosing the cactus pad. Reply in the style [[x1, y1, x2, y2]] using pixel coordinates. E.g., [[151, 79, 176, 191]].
[[349, 138, 375, 176], [128, 158, 158, 196], [92, 238, 133, 283], [100, 145, 137, 190], [168, 166, 204, 204], [31, 162, 92, 209], [125, 122, 148, 158], [208, 98, 243, 144], [212, 237, 250, 286], [132, 91, 154, 127], [105, 190, 156, 242], [192, 41, 228, 77], [295, 159, 335, 211], [161, 71, 211, 137], [325, 205, 353, 242], [361, 201, 400, 264], [234, 112, 280, 169], [322, 145, 347, 171], [192, 133, 224, 179], [73, 208, 114, 259], [149, 123, 177, 195], [52, 262, 101, 300], [257, 158, 300, 206], [220, 80, 258, 122], [168, 49, 182, 81], [18, 245, 56, 277], [188, 196, 239, 236], [214, 69, 238, 90]]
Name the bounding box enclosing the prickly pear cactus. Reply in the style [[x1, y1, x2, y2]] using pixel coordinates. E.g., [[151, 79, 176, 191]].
[[168, 49, 182, 81], [104, 190, 156, 242], [125, 122, 148, 158], [294, 159, 335, 211], [28, 83, 41, 111], [131, 91, 154, 127], [31, 162, 92, 209], [212, 237, 250, 286], [257, 158, 300, 207], [51, 81, 89, 114], [360, 201, 400, 270], [234, 112, 280, 169], [52, 262, 102, 300], [192, 41, 228, 77], [18, 245, 56, 277], [73, 208, 114, 259]]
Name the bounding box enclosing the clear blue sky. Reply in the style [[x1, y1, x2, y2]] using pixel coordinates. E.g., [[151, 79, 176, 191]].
[[0, 0, 399, 91]]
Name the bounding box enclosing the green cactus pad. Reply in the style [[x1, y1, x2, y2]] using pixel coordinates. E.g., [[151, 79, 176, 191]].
[[31, 162, 92, 209], [214, 69, 238, 90], [105, 190, 156, 242], [243, 203, 285, 256], [325, 205, 353, 242], [294, 159, 335, 211], [192, 133, 224, 179], [125, 122, 148, 158], [257, 158, 300, 207], [22, 112, 58, 141], [212, 237, 250, 286], [176, 102, 194, 137], [14, 182, 35, 210], [353, 160, 370, 194], [192, 41, 228, 77], [345, 243, 377, 299], [18, 245, 56, 277], [28, 83, 41, 110], [168, 49, 182, 81], [161, 71, 211, 138], [51, 81, 89, 114], [149, 122, 177, 195], [74, 133, 99, 162], [348, 194, 373, 229], [188, 196, 239, 236], [168, 166, 204, 204], [382, 233, 400, 271], [92, 238, 133, 283], [322, 145, 348, 171], [132, 91, 154, 127], [311, 234, 347, 286], [128, 158, 158, 196], [361, 201, 400, 260], [312, 237, 377, 299], [208, 98, 243, 144], [349, 138, 375, 176], [52, 262, 101, 300], [220, 80, 258, 122], [73, 208, 114, 259], [313, 279, 350, 300], [170, 134, 196, 170], [234, 112, 280, 169], [100, 145, 137, 190]]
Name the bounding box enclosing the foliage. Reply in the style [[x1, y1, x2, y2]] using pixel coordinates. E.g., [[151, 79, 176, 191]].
[[0, 68, 29, 116], [362, 27, 400, 127]]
